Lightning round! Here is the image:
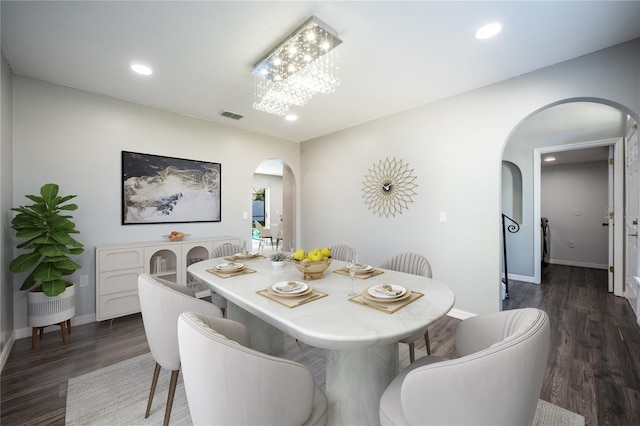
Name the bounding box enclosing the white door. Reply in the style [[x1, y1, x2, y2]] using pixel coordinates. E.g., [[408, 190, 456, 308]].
[[625, 125, 639, 296], [608, 146, 615, 292]]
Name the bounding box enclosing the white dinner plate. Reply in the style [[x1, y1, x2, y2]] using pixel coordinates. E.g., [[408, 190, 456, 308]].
[[272, 281, 309, 295], [368, 284, 407, 299], [345, 264, 373, 274], [215, 262, 245, 272]]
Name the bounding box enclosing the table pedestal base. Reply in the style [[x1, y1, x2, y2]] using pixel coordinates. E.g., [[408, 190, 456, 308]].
[[227, 302, 284, 354], [326, 343, 399, 425]]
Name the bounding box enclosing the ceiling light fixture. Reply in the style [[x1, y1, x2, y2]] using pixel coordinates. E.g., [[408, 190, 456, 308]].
[[285, 114, 298, 122], [130, 63, 153, 76], [475, 22, 502, 40], [252, 16, 342, 116], [544, 156, 557, 162]]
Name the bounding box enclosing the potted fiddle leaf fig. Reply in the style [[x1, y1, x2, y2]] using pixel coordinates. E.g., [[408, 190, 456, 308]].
[[10, 184, 85, 331]]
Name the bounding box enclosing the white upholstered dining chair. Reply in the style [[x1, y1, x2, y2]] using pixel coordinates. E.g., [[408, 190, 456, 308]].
[[379, 308, 550, 426], [380, 253, 433, 362], [211, 243, 243, 258], [177, 311, 329, 425], [137, 274, 224, 426], [330, 244, 353, 262]]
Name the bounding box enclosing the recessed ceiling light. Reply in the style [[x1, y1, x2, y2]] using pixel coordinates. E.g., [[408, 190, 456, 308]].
[[285, 114, 298, 122], [544, 156, 556, 162], [475, 22, 502, 40], [130, 63, 153, 76]]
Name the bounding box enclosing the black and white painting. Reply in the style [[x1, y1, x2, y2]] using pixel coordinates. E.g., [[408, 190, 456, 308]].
[[122, 151, 221, 224]]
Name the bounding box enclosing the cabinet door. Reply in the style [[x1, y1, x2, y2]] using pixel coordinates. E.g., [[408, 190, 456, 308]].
[[98, 247, 144, 271], [182, 240, 214, 285], [144, 245, 182, 284], [96, 268, 144, 321]]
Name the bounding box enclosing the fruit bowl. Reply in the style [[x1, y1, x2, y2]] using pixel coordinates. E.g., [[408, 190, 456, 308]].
[[293, 258, 332, 280], [162, 232, 189, 242]]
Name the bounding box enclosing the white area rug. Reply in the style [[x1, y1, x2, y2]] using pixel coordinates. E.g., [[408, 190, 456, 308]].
[[66, 341, 584, 425]]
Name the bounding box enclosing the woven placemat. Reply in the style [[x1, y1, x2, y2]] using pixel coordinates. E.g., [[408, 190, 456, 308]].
[[206, 267, 257, 278], [349, 290, 424, 314], [257, 288, 328, 308], [333, 268, 384, 279]]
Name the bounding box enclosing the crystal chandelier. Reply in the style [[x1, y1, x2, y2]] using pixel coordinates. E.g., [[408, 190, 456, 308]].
[[252, 16, 342, 116]]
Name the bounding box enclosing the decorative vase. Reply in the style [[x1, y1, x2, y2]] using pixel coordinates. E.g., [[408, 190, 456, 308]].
[[272, 261, 285, 268], [27, 282, 76, 327]]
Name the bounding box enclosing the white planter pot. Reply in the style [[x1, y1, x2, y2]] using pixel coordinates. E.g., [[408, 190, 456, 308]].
[[27, 283, 76, 327], [271, 261, 285, 267]]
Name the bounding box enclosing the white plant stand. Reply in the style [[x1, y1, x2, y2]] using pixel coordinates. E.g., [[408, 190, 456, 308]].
[[28, 283, 76, 349]]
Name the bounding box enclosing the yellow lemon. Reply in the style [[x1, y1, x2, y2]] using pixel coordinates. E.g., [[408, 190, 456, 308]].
[[310, 251, 323, 262], [321, 247, 331, 258], [294, 248, 306, 261]]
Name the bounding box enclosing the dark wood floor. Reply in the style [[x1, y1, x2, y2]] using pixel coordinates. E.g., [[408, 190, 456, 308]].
[[1, 264, 639, 425]]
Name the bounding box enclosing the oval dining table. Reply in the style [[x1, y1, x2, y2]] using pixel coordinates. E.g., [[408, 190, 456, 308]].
[[188, 256, 455, 425]]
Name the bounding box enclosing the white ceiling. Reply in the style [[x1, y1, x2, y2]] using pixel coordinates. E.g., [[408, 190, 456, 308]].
[[2, 1, 639, 143]]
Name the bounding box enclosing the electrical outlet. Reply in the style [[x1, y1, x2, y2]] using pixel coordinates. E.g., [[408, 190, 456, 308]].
[[439, 211, 447, 222], [568, 241, 575, 248], [79, 275, 89, 287]]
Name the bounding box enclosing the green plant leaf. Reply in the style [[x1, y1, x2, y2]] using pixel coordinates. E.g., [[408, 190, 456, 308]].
[[59, 203, 78, 211], [39, 244, 71, 257], [19, 272, 36, 291], [41, 279, 67, 297], [40, 183, 59, 206], [33, 262, 63, 283], [9, 252, 41, 273], [54, 258, 81, 271], [24, 194, 44, 204]]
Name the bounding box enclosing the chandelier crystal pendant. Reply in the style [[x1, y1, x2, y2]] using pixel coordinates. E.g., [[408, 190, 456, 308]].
[[252, 16, 342, 116]]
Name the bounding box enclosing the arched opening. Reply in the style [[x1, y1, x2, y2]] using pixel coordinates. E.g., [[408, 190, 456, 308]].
[[252, 159, 296, 254], [501, 99, 637, 301]]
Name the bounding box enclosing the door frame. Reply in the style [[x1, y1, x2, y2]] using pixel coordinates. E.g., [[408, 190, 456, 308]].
[[533, 137, 624, 295]]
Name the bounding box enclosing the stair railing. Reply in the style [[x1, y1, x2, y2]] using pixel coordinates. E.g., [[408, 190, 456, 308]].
[[501, 213, 520, 299]]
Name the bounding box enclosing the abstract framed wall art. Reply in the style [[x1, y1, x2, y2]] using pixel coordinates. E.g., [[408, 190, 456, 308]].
[[122, 151, 221, 224]]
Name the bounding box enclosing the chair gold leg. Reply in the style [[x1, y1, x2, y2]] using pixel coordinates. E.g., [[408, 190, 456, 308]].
[[425, 329, 431, 355], [163, 369, 180, 426], [145, 363, 161, 418], [409, 342, 416, 363]]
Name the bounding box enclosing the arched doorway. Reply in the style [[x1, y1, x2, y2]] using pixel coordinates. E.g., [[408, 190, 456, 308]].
[[252, 159, 296, 253], [501, 100, 637, 298]]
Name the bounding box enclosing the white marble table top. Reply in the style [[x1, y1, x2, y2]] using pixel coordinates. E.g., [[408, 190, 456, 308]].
[[188, 257, 455, 350]]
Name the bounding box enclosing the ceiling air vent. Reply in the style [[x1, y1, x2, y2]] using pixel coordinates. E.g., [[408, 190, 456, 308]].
[[219, 110, 244, 120]]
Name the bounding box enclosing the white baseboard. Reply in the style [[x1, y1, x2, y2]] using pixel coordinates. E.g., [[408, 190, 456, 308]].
[[13, 313, 96, 340], [548, 259, 607, 270], [0, 332, 15, 373], [447, 308, 475, 320], [505, 273, 536, 284]]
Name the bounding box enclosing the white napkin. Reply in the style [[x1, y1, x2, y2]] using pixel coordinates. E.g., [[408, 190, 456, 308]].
[[374, 284, 402, 296], [277, 281, 302, 292]]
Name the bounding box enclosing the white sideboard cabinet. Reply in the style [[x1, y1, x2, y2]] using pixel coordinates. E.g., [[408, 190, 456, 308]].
[[96, 236, 240, 321]]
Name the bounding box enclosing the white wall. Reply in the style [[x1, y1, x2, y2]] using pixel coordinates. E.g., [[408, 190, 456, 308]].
[[542, 161, 609, 268], [11, 76, 299, 332], [300, 40, 640, 315], [1, 49, 14, 360]]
